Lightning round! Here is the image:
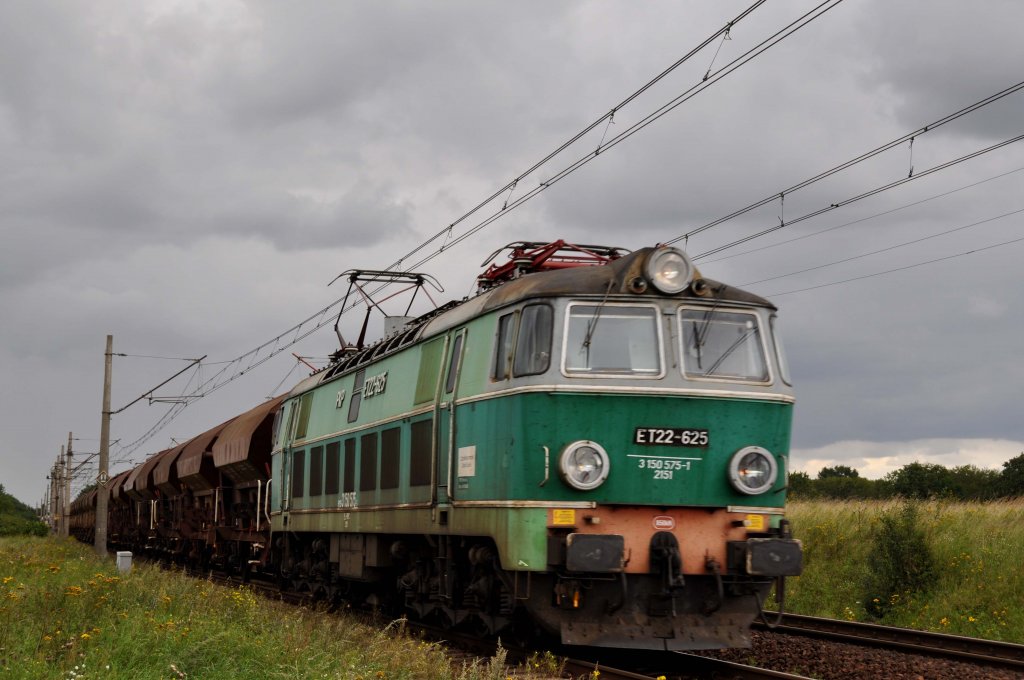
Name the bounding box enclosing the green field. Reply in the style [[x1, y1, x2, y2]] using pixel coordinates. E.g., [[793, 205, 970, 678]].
[[784, 499, 1024, 642], [0, 537, 528, 680]]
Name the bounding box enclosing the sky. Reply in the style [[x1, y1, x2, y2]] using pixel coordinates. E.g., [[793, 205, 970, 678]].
[[2, 1, 1023, 508]]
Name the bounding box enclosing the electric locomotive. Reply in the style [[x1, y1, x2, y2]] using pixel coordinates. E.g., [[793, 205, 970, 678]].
[[268, 241, 802, 651]]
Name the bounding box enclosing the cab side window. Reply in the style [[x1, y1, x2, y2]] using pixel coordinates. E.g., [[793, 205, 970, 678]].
[[513, 304, 553, 377], [492, 313, 515, 380]]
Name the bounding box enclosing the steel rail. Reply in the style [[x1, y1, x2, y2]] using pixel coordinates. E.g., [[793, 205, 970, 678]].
[[557, 645, 817, 680], [673, 653, 818, 680], [757, 612, 1024, 671]]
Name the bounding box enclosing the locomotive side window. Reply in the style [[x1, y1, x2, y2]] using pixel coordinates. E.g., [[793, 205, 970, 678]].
[[280, 402, 296, 447], [360, 432, 378, 492], [445, 332, 465, 394], [325, 441, 340, 495], [309, 445, 324, 497], [291, 448, 305, 499], [770, 314, 792, 386], [343, 439, 355, 494], [409, 419, 432, 486], [563, 303, 661, 376], [492, 313, 515, 380], [414, 338, 444, 405], [513, 304, 552, 376], [347, 369, 366, 423], [380, 427, 400, 490], [271, 408, 283, 449], [679, 309, 769, 382], [295, 393, 313, 440]]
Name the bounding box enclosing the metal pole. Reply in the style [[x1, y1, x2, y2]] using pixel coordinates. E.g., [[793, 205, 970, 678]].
[[47, 472, 55, 532], [57, 448, 65, 537], [64, 434, 72, 538], [95, 335, 112, 557], [52, 466, 59, 533]]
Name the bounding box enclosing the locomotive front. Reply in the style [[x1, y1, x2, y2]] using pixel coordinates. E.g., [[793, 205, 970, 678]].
[[454, 244, 802, 650]]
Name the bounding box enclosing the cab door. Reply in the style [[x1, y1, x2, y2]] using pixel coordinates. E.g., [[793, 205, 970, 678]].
[[278, 394, 308, 515], [435, 328, 467, 503]]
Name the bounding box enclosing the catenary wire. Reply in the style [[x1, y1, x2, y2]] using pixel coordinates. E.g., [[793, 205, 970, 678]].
[[692, 132, 1024, 260], [384, 1, 769, 271], [739, 206, 1024, 286], [400, 0, 848, 269], [765, 234, 1024, 297], [665, 79, 1024, 248], [700, 165, 1024, 264]]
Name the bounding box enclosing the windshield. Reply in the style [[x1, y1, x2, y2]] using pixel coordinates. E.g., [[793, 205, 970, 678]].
[[680, 308, 768, 382], [564, 304, 661, 375]]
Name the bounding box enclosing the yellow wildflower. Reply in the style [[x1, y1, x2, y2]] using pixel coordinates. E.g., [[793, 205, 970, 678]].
[[2, 576, 13, 584], [80, 633, 91, 640]]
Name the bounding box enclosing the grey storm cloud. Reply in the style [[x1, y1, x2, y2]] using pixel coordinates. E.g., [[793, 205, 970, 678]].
[[2, 0, 1024, 504]]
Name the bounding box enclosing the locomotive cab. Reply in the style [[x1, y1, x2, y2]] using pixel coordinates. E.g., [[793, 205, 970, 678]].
[[459, 245, 801, 649]]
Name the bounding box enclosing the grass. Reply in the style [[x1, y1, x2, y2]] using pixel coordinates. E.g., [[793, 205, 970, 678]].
[[784, 498, 1024, 642], [7, 501, 1022, 677], [0, 537, 533, 680]]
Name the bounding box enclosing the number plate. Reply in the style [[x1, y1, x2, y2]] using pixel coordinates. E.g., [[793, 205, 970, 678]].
[[634, 427, 709, 447]]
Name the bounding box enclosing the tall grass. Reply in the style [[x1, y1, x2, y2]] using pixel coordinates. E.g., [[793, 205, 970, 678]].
[[0, 537, 521, 680], [785, 499, 1024, 642]]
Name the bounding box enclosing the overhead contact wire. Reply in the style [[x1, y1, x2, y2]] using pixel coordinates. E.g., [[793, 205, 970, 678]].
[[390, 0, 768, 270], [700, 165, 1024, 264], [740, 206, 1024, 286], [402, 0, 848, 269], [766, 234, 1024, 297], [693, 132, 1024, 260], [667, 78, 1024, 247]]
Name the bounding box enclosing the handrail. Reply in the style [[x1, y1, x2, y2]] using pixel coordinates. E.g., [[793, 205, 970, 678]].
[[264, 479, 272, 526], [255, 480, 262, 531]]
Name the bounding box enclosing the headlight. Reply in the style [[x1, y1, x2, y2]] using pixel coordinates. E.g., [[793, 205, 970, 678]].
[[728, 446, 778, 495], [559, 441, 610, 491], [644, 247, 694, 295]]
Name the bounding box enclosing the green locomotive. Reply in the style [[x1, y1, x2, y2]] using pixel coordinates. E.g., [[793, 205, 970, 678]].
[[268, 241, 802, 650]]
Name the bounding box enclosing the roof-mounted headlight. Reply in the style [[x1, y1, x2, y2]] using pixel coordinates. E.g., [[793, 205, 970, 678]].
[[644, 247, 694, 295], [559, 440, 610, 491], [728, 446, 778, 495]]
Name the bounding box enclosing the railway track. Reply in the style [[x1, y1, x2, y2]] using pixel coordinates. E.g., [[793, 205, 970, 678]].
[[756, 612, 1024, 673], [173, 564, 1024, 679], [198, 567, 809, 680]]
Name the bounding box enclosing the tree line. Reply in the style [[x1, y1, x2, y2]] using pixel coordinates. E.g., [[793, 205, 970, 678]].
[[0, 484, 48, 537], [790, 453, 1024, 500]]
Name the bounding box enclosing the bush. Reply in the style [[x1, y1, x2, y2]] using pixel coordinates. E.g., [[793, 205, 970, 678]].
[[862, 503, 935, 618]]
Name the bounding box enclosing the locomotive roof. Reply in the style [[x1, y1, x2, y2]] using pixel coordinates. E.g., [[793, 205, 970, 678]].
[[303, 246, 775, 394], [474, 246, 775, 313]]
